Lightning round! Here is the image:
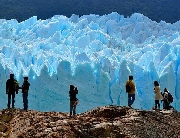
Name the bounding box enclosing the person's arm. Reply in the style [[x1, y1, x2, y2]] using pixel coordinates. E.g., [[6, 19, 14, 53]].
[[154, 86, 157, 94], [125, 81, 128, 87], [69, 90, 72, 96], [6, 80, 9, 94], [75, 87, 78, 94]]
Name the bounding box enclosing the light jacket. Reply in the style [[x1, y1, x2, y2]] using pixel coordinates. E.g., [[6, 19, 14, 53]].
[[125, 80, 135, 94], [154, 86, 163, 100]]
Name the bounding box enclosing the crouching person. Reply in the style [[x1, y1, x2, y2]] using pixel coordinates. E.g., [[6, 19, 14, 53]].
[[69, 85, 78, 116], [162, 88, 173, 110]]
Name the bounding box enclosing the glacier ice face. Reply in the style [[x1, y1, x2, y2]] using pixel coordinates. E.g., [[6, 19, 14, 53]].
[[0, 12, 180, 112]]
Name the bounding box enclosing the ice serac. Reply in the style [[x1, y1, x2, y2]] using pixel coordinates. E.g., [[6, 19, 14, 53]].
[[0, 12, 180, 112]]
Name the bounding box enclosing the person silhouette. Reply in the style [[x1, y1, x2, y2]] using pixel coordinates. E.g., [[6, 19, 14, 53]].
[[153, 81, 163, 110], [6, 74, 19, 108], [21, 77, 30, 110], [69, 85, 78, 116], [125, 75, 136, 108]]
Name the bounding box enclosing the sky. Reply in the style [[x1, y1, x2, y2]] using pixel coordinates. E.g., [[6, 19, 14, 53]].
[[0, 12, 180, 113]]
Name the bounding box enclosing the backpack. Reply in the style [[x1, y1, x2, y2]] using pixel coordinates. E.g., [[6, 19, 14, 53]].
[[14, 80, 19, 92], [168, 92, 173, 103], [126, 82, 131, 92]]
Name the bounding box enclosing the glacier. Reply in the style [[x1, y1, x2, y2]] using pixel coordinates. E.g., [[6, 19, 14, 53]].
[[0, 12, 180, 113]]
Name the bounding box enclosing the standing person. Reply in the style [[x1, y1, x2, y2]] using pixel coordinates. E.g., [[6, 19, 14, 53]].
[[153, 81, 163, 110], [125, 75, 135, 108], [69, 85, 78, 116], [6, 74, 19, 108], [21, 77, 30, 110]]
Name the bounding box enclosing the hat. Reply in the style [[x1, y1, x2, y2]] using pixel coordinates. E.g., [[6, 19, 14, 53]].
[[24, 77, 28, 80], [129, 75, 133, 80], [10, 74, 14, 78]]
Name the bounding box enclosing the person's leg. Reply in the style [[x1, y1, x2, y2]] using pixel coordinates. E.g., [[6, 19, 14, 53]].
[[128, 94, 131, 106], [155, 100, 157, 109], [23, 93, 28, 110], [155, 100, 160, 109], [163, 101, 165, 109], [12, 92, 15, 108], [73, 104, 76, 115], [70, 101, 73, 116], [26, 93, 28, 110], [7, 93, 11, 108], [164, 101, 168, 109], [157, 100, 160, 109], [23, 93, 25, 109], [131, 94, 135, 105], [155, 100, 158, 109], [167, 102, 170, 110]]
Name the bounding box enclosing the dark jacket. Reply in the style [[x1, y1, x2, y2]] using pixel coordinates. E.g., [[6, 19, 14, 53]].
[[6, 78, 19, 94], [69, 87, 78, 101], [22, 81, 30, 93]]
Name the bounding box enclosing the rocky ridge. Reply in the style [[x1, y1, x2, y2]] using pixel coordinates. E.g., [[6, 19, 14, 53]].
[[0, 106, 179, 138]]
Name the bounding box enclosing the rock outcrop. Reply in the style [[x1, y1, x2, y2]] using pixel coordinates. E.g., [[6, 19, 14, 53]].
[[0, 106, 179, 138]]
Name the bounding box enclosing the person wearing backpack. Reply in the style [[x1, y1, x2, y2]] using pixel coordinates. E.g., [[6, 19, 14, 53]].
[[21, 77, 30, 110], [69, 85, 78, 116], [162, 88, 173, 110], [153, 81, 163, 110], [125, 75, 136, 108], [6, 74, 19, 108]]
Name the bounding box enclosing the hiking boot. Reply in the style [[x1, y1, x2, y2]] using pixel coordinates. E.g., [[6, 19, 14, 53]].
[[128, 105, 132, 108], [7, 104, 10, 109]]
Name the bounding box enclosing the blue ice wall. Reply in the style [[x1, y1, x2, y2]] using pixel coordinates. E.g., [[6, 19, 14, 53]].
[[0, 12, 180, 112]]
